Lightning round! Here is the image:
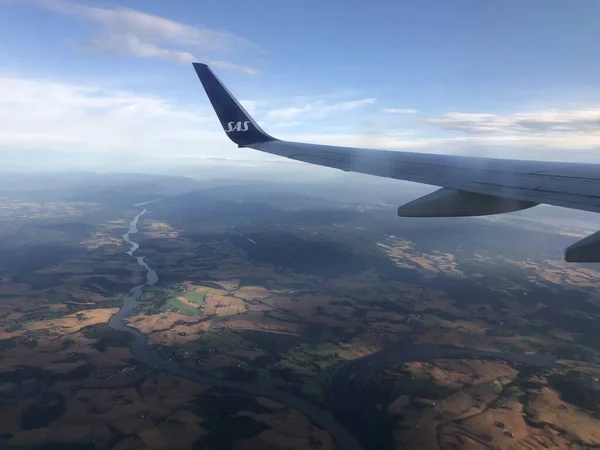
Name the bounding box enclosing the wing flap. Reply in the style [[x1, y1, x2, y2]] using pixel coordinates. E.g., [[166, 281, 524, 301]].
[[565, 230, 600, 262], [397, 188, 539, 217]]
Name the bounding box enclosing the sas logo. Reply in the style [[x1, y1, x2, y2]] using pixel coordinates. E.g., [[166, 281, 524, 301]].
[[225, 121, 250, 132]]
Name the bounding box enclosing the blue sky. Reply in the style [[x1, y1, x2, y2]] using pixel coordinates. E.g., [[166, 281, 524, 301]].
[[1, 0, 600, 172]]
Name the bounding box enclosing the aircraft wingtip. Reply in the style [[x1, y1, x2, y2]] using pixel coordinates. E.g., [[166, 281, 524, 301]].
[[190, 60, 275, 147], [192, 62, 209, 73]]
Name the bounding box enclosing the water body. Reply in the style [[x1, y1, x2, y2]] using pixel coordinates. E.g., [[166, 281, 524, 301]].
[[133, 198, 164, 207], [109, 209, 158, 330], [109, 209, 558, 450]]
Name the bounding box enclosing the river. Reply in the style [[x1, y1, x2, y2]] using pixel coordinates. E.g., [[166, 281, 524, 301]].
[[108, 208, 365, 450], [108, 208, 557, 450]]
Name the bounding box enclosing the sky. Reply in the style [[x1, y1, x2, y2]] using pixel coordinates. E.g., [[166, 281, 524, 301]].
[[1, 0, 600, 173]]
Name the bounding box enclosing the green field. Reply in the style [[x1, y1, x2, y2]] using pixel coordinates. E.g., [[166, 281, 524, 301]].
[[183, 290, 208, 306], [140, 286, 207, 316], [161, 297, 199, 316]]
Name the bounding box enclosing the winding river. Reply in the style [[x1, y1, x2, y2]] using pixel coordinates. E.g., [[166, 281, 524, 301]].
[[108, 208, 557, 450]]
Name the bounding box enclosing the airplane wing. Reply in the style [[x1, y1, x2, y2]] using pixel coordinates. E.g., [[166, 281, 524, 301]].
[[192, 62, 600, 263]]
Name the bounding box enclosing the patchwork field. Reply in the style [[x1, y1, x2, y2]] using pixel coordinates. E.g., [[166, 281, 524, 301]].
[[2, 177, 600, 450]]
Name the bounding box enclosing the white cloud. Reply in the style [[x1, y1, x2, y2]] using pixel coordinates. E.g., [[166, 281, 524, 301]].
[[271, 121, 302, 129], [2, 74, 600, 171], [81, 34, 196, 63], [279, 132, 600, 161], [239, 99, 267, 115], [25, 0, 259, 73], [0, 75, 223, 156], [421, 109, 600, 134], [382, 108, 418, 114], [210, 61, 259, 76], [267, 98, 377, 120]]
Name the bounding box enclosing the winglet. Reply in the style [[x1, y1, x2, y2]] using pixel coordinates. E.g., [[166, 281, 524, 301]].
[[192, 63, 275, 147]]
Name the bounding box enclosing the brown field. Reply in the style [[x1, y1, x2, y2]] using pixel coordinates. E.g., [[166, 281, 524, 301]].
[[366, 358, 600, 450], [0, 201, 88, 220], [234, 286, 273, 300], [405, 360, 519, 388], [144, 220, 181, 239], [204, 295, 247, 316], [378, 239, 466, 278]]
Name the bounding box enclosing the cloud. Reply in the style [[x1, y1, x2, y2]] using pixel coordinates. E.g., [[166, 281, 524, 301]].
[[81, 34, 196, 63], [382, 108, 418, 114], [2, 74, 600, 173], [270, 121, 302, 129], [210, 60, 259, 76], [239, 99, 268, 115], [267, 98, 377, 120], [25, 0, 259, 73], [421, 109, 600, 134], [281, 132, 600, 161], [0, 74, 221, 155]]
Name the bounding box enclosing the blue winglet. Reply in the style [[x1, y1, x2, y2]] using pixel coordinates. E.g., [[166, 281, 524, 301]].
[[192, 63, 275, 147]]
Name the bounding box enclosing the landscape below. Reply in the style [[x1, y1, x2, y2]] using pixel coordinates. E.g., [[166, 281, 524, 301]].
[[0, 172, 599, 450]]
